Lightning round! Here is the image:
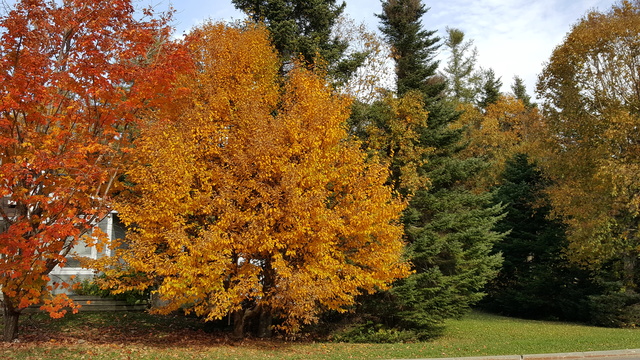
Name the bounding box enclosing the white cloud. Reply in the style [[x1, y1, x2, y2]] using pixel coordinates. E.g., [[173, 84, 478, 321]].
[[422, 0, 617, 98]]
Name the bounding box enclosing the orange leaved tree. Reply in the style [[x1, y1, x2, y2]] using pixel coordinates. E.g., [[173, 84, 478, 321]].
[[98, 22, 410, 338], [0, 0, 184, 341]]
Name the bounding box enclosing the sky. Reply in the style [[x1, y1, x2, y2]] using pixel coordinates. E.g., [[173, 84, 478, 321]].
[[153, 0, 618, 98]]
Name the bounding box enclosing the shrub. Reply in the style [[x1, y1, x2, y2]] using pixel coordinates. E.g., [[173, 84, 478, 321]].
[[329, 321, 437, 343], [589, 291, 640, 328], [74, 275, 151, 305]]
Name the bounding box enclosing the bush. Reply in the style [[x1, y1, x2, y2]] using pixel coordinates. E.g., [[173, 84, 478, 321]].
[[74, 275, 151, 305], [329, 321, 436, 343], [589, 291, 640, 328]]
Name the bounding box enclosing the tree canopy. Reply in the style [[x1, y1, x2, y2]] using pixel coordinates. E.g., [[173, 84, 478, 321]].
[[5, 0, 640, 343], [442, 27, 480, 103], [232, 0, 365, 85], [377, 0, 442, 98], [0, 0, 185, 342], [97, 22, 410, 338], [534, 1, 640, 288]]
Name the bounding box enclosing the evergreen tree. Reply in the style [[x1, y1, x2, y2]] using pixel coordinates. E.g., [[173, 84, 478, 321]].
[[347, 0, 504, 340], [481, 154, 601, 322], [377, 0, 443, 99], [510, 76, 534, 109], [354, 95, 505, 338], [442, 27, 480, 103], [478, 68, 502, 109], [393, 166, 504, 332], [391, 96, 505, 334], [231, 0, 363, 83]]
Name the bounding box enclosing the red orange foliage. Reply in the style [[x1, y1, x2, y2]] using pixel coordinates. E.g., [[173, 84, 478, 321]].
[[0, 0, 186, 341]]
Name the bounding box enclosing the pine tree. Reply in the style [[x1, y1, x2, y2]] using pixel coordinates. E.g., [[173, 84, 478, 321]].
[[394, 169, 504, 332], [478, 68, 502, 109], [348, 0, 504, 339], [510, 76, 534, 109], [442, 27, 480, 103]]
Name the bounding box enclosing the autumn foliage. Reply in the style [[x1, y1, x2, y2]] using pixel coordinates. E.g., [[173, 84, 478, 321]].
[[533, 1, 640, 284], [97, 23, 409, 336], [454, 96, 540, 189], [362, 91, 432, 196], [6, 0, 639, 344], [0, 0, 185, 341]]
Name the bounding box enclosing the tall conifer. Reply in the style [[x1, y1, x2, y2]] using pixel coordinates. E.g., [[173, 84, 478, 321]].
[[511, 76, 534, 109], [478, 68, 502, 109], [377, 0, 442, 98], [232, 0, 363, 83], [442, 27, 480, 103], [351, 0, 505, 338], [482, 154, 600, 322]]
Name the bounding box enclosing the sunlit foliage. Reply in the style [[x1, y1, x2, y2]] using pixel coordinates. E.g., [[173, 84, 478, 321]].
[[0, 0, 184, 341], [362, 91, 432, 196], [97, 23, 409, 337], [534, 1, 640, 288], [454, 96, 540, 189]]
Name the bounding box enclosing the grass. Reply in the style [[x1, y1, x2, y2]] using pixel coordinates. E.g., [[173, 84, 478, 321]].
[[2, 310, 639, 359]]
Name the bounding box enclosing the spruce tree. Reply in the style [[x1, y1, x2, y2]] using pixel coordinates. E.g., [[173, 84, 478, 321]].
[[232, 0, 363, 83], [511, 76, 535, 109], [377, 0, 443, 99], [349, 0, 505, 339], [391, 101, 504, 335], [481, 154, 601, 322], [478, 68, 502, 109]]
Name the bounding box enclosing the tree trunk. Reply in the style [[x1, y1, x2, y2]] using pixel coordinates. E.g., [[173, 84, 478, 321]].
[[257, 309, 272, 338], [2, 298, 20, 342], [257, 259, 273, 338], [622, 250, 637, 293], [232, 309, 245, 339]]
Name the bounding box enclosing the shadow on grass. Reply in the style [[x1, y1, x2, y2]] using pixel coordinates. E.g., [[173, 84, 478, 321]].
[[9, 311, 299, 350]]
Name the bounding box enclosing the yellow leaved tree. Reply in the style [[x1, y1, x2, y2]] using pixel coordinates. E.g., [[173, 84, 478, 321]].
[[363, 91, 432, 196], [95, 22, 409, 338], [533, 1, 640, 289], [453, 96, 540, 189]]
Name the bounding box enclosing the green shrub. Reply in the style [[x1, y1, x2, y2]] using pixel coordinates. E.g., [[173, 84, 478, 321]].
[[74, 275, 151, 305], [589, 291, 640, 328], [330, 321, 430, 343]]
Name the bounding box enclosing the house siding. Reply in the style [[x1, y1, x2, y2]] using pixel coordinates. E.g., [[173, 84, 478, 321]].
[[50, 212, 125, 294]]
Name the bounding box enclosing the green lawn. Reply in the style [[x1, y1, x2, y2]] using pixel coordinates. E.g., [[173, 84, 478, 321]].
[[2, 311, 639, 359]]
